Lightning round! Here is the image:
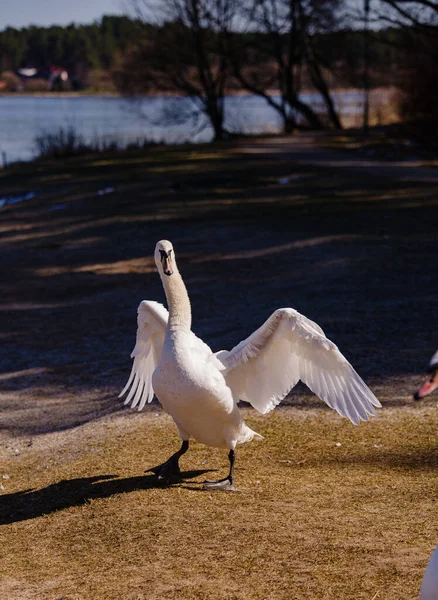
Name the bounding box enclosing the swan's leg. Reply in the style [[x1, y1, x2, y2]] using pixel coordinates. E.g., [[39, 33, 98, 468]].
[[147, 440, 189, 483], [203, 449, 236, 491]]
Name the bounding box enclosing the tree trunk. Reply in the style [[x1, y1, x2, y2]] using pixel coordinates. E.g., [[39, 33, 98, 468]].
[[206, 98, 225, 140], [317, 81, 342, 130], [304, 34, 342, 130], [290, 97, 324, 129], [283, 115, 297, 134], [212, 118, 225, 140]]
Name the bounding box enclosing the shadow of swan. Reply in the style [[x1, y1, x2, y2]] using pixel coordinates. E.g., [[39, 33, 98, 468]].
[[0, 469, 212, 525]]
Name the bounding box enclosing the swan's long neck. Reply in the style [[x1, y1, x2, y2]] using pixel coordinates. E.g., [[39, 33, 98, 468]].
[[161, 264, 192, 331]]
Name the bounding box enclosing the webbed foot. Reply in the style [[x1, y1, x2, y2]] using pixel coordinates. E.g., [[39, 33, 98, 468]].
[[147, 440, 189, 484], [148, 458, 182, 484], [202, 449, 236, 491], [203, 477, 236, 492]]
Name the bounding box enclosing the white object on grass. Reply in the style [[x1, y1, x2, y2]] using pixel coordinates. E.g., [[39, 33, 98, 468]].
[[420, 544, 438, 600], [0, 192, 35, 207], [97, 187, 115, 196]]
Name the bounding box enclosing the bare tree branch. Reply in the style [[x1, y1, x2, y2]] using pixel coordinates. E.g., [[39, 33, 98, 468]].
[[115, 0, 235, 140]]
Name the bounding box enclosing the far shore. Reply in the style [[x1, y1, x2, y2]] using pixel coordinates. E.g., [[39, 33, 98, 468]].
[[0, 86, 390, 100]]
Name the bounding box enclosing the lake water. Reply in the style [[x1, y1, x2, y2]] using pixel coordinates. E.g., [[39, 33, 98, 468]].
[[0, 92, 365, 165]]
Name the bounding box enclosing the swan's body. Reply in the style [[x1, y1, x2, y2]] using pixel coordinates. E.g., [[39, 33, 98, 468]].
[[152, 328, 258, 449], [120, 240, 381, 489], [414, 350, 438, 400], [421, 544, 438, 600]]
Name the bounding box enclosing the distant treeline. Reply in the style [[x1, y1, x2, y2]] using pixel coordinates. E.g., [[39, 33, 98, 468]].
[[0, 16, 141, 74], [0, 15, 404, 89]]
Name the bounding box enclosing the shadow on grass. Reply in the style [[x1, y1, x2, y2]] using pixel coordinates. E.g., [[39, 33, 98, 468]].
[[0, 394, 125, 437], [338, 449, 438, 472], [291, 448, 438, 474], [0, 469, 212, 525]]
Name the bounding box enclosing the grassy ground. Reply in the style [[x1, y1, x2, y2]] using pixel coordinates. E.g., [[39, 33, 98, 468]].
[[1, 136, 438, 599], [1, 408, 438, 600], [320, 121, 438, 166]]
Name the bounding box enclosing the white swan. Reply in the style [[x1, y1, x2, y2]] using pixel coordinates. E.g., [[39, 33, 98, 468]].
[[414, 350, 438, 400], [120, 240, 381, 490], [421, 544, 438, 600]]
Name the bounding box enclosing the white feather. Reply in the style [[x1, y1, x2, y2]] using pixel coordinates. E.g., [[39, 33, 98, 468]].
[[421, 544, 438, 600], [119, 301, 168, 410], [218, 308, 381, 422]]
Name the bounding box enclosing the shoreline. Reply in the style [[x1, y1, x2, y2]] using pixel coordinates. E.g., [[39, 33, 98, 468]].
[[0, 86, 395, 100]]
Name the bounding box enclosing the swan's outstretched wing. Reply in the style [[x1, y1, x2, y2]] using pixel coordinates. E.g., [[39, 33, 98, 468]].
[[217, 308, 381, 424], [119, 301, 168, 411]]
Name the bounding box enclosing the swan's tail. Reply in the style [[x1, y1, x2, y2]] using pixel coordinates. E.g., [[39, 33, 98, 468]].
[[235, 423, 264, 446]]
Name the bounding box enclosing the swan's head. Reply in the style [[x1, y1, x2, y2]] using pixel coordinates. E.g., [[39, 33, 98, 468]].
[[414, 360, 438, 401], [155, 240, 174, 277]]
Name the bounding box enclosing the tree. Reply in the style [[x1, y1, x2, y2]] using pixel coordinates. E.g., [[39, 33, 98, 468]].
[[226, 0, 343, 132], [374, 0, 438, 123], [0, 17, 141, 75], [114, 0, 237, 141]]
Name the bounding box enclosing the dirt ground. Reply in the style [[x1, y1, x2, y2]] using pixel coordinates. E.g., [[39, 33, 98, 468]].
[[0, 133, 437, 599]]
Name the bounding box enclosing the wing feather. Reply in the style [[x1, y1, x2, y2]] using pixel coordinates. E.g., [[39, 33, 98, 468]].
[[119, 301, 168, 411], [124, 372, 140, 406], [119, 364, 136, 399], [218, 308, 380, 423], [131, 375, 145, 409]]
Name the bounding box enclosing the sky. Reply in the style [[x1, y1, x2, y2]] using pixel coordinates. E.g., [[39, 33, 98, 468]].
[[1, 0, 129, 29]]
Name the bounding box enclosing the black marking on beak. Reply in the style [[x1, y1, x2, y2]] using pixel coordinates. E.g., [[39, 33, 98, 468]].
[[159, 249, 173, 276]]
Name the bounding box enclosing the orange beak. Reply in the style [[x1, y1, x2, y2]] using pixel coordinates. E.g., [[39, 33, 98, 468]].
[[414, 370, 438, 400]]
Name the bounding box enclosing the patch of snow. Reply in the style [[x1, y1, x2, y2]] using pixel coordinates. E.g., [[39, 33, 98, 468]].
[[0, 192, 36, 207], [97, 187, 115, 196]]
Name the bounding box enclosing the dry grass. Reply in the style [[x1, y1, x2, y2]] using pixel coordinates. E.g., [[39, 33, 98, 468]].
[[338, 87, 402, 130], [320, 121, 438, 165], [1, 408, 437, 599], [1, 135, 438, 599]]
